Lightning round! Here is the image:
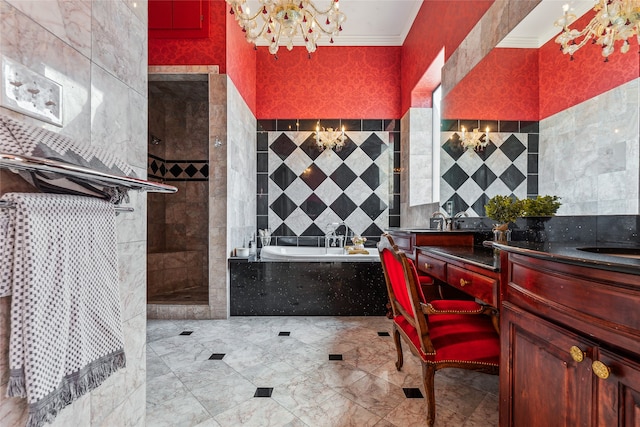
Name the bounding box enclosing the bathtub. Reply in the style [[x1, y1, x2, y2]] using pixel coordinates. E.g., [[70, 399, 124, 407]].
[[260, 245, 379, 262]]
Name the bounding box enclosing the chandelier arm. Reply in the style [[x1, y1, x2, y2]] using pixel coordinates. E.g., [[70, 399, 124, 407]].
[[230, 4, 266, 22], [310, 16, 339, 35]]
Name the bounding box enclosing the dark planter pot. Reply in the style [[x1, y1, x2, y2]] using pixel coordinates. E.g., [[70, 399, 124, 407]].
[[524, 216, 552, 243]]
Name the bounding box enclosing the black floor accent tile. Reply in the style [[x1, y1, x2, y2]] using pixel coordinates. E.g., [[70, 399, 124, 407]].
[[378, 331, 390, 337], [329, 354, 343, 361], [403, 388, 424, 398], [278, 331, 290, 336], [254, 387, 274, 398], [179, 331, 193, 335], [209, 353, 225, 360]]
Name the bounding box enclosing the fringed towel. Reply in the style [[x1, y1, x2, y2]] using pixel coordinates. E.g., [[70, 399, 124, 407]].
[[0, 193, 126, 427]]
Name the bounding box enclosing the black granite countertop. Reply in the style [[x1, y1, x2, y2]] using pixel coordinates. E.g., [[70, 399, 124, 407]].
[[415, 245, 500, 272], [492, 241, 640, 276]]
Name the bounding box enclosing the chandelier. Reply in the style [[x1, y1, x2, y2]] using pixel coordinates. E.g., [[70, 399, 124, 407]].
[[315, 124, 346, 151], [555, 1, 640, 61], [460, 126, 490, 151], [226, 0, 346, 57]]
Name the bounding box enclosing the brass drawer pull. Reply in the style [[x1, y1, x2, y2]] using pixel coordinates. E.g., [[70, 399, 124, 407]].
[[459, 278, 471, 287], [592, 360, 611, 380], [569, 346, 585, 363], [424, 263, 432, 269]]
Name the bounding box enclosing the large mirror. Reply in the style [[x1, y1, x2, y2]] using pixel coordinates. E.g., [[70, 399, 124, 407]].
[[439, 0, 640, 217]]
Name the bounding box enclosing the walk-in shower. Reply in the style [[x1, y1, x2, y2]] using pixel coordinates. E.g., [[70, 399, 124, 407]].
[[147, 75, 209, 304]]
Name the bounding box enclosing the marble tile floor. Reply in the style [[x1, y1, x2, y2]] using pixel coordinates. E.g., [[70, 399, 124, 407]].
[[146, 316, 499, 427]]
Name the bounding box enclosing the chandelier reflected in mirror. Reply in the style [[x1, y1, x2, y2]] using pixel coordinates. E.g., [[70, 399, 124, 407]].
[[315, 124, 347, 151], [555, 0, 640, 61], [226, 0, 346, 57], [460, 126, 490, 151]]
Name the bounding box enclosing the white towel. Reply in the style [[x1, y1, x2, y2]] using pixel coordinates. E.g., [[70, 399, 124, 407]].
[[0, 193, 126, 427]]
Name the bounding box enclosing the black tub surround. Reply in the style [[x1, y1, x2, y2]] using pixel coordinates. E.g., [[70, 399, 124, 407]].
[[229, 258, 387, 316]]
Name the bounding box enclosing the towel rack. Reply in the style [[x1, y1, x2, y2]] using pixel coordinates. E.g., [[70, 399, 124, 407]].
[[0, 153, 177, 194]]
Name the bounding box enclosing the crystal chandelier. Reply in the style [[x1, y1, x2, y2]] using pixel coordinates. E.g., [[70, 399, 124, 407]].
[[460, 126, 490, 151], [226, 0, 346, 57], [315, 124, 346, 151], [555, 1, 640, 61]]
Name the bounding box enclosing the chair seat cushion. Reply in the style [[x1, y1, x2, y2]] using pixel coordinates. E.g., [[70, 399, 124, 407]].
[[394, 313, 499, 366]]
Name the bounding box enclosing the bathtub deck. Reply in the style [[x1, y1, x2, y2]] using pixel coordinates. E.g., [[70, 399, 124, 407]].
[[229, 259, 388, 316]]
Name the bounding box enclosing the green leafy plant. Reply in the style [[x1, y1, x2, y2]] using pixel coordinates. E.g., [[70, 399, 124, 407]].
[[522, 195, 561, 217], [484, 195, 524, 225]]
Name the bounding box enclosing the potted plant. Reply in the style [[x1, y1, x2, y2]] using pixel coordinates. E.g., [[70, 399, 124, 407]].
[[522, 195, 561, 217], [484, 195, 524, 242]]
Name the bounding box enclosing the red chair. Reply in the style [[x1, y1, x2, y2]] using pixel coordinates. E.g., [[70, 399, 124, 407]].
[[378, 233, 500, 427]]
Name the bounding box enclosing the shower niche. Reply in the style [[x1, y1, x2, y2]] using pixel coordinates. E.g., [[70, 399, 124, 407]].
[[147, 74, 209, 304]]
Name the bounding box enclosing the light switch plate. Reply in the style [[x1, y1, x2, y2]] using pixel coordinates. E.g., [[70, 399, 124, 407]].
[[1, 55, 63, 126]]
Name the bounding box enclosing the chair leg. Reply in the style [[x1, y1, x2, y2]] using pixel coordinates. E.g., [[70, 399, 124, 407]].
[[421, 363, 436, 427], [393, 327, 404, 370]]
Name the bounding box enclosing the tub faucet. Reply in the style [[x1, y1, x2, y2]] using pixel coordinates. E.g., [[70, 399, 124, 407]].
[[334, 222, 352, 247], [325, 223, 341, 248]]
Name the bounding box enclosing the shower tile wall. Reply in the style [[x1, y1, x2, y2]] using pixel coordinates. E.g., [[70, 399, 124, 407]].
[[439, 120, 539, 216], [147, 81, 209, 301], [257, 119, 400, 245]]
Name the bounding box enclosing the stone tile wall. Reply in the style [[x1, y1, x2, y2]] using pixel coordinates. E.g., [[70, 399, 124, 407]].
[[540, 79, 640, 215], [0, 0, 148, 425]]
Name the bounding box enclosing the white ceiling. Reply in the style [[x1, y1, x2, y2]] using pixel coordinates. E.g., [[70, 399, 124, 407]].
[[497, 0, 594, 48], [246, 0, 594, 48], [247, 0, 422, 46]]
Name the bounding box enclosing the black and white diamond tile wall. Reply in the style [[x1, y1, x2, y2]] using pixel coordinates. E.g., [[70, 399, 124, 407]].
[[441, 132, 529, 216], [267, 131, 390, 237]]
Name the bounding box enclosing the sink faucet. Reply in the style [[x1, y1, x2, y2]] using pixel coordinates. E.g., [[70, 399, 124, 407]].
[[431, 212, 451, 231], [453, 211, 469, 230]]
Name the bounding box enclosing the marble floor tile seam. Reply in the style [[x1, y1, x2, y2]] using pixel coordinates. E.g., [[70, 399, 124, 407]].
[[146, 317, 498, 427]]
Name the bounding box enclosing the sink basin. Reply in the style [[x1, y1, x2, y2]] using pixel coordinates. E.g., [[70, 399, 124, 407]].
[[578, 247, 640, 260]]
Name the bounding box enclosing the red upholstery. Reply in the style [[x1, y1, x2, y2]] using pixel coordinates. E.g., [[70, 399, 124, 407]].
[[418, 275, 434, 285], [394, 312, 499, 365], [382, 249, 417, 316]]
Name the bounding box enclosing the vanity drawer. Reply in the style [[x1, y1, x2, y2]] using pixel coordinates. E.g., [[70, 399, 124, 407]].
[[416, 252, 447, 282], [447, 264, 496, 305]]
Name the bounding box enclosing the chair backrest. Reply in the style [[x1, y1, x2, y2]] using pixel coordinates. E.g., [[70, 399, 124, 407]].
[[378, 233, 434, 355]]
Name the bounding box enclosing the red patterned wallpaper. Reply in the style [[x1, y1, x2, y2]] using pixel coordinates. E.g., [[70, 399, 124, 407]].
[[148, 0, 227, 73], [255, 46, 402, 119], [442, 48, 539, 121], [226, 10, 256, 113], [539, 10, 638, 119], [401, 1, 494, 114]]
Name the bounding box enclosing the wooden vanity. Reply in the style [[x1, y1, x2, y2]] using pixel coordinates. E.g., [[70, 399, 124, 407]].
[[496, 243, 640, 427], [387, 229, 499, 307], [388, 229, 640, 425]]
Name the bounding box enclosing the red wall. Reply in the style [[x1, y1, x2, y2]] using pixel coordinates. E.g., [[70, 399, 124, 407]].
[[442, 48, 539, 121], [255, 46, 402, 119], [538, 10, 638, 119], [401, 1, 493, 113], [225, 10, 256, 113], [149, 0, 227, 73]]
